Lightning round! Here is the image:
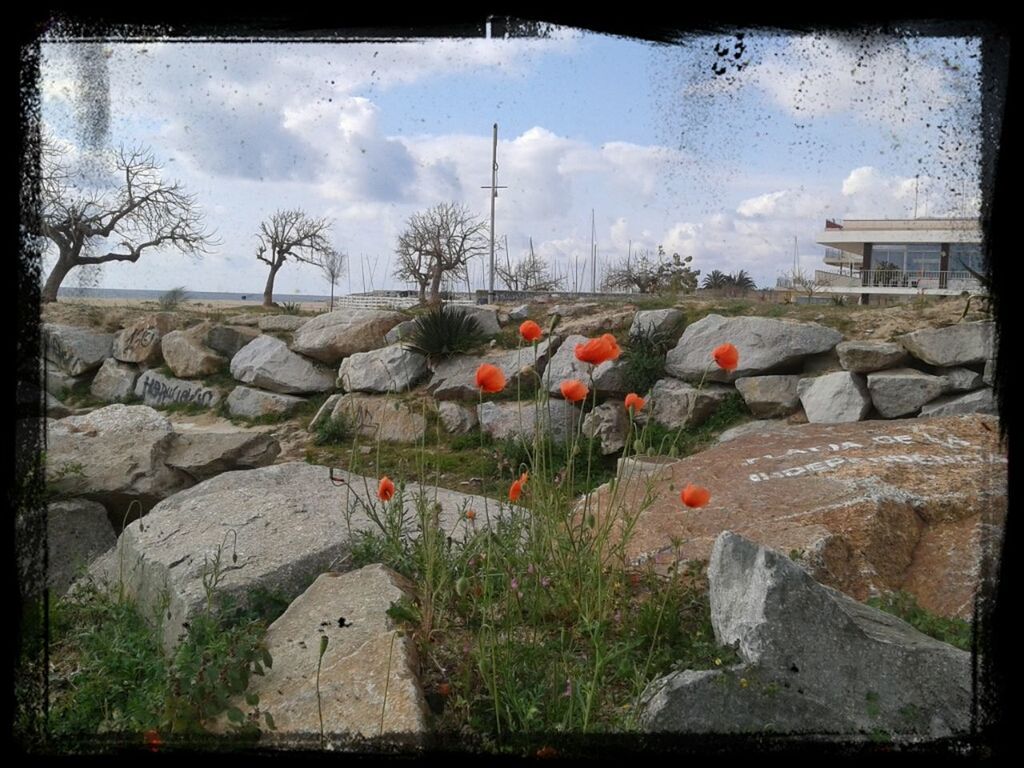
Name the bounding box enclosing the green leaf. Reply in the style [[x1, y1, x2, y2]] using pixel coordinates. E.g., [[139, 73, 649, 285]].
[[245, 692, 259, 707], [227, 707, 244, 723], [455, 575, 469, 598], [264, 711, 276, 730], [261, 648, 273, 669]]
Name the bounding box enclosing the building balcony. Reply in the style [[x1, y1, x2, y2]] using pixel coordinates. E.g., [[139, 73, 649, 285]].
[[812, 269, 984, 295]]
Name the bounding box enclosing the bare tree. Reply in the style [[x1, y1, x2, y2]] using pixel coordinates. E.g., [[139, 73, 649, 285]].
[[39, 138, 215, 303], [496, 237, 564, 292], [316, 247, 347, 311], [255, 209, 333, 307], [394, 202, 488, 304]]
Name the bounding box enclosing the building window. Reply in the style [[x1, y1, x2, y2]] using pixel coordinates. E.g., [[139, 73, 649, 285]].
[[950, 243, 984, 274]]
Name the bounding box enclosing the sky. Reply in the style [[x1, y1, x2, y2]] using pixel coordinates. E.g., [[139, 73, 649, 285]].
[[34, 23, 987, 297]]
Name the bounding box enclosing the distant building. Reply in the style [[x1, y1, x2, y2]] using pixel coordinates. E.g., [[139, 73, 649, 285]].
[[813, 218, 984, 303]]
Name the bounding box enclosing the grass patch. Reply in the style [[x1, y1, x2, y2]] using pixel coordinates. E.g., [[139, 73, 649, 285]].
[[866, 591, 972, 651], [638, 392, 751, 458], [154, 401, 215, 417]]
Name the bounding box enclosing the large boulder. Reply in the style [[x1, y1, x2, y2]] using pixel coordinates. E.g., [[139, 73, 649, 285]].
[[307, 394, 344, 434], [384, 319, 418, 345], [213, 566, 428, 748], [204, 324, 261, 358], [919, 388, 997, 418], [836, 340, 908, 373], [665, 314, 842, 383], [337, 346, 428, 394], [646, 378, 734, 430], [45, 404, 189, 510], [43, 365, 89, 398], [226, 385, 306, 419], [508, 304, 530, 321], [112, 313, 178, 366], [630, 308, 684, 339], [866, 368, 946, 418], [89, 462, 503, 651], [427, 338, 558, 401], [135, 369, 222, 409], [257, 314, 309, 332], [897, 321, 994, 367], [161, 322, 226, 379], [164, 424, 281, 481], [230, 335, 335, 394], [43, 323, 114, 376], [585, 414, 1005, 619], [290, 309, 407, 365], [438, 401, 478, 434], [89, 358, 140, 403], [47, 498, 117, 595], [641, 532, 972, 738], [734, 375, 800, 418], [460, 305, 502, 336], [331, 394, 428, 443], [46, 393, 73, 418], [938, 367, 984, 394], [797, 372, 871, 423], [477, 399, 580, 444], [582, 401, 630, 455], [545, 335, 630, 398]]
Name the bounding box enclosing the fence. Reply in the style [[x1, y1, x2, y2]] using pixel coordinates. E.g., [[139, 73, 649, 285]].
[[814, 269, 983, 293]]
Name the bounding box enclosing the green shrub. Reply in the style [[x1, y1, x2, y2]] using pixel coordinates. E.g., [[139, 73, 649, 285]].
[[622, 323, 682, 396], [403, 304, 485, 361], [280, 301, 302, 315], [866, 591, 972, 651], [158, 286, 189, 311], [313, 413, 355, 446]]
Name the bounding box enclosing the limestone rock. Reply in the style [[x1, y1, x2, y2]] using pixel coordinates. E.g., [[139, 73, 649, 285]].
[[337, 346, 427, 394], [647, 378, 734, 430], [307, 394, 344, 434], [898, 321, 994, 367], [836, 340, 908, 373], [919, 388, 997, 418], [43, 365, 89, 398], [665, 314, 842, 383], [230, 335, 336, 394], [204, 324, 261, 358], [460, 305, 501, 335], [226, 385, 306, 419], [164, 424, 281, 481], [734, 375, 800, 418], [427, 338, 557, 401], [867, 367, 946, 418], [630, 308, 684, 339], [43, 324, 114, 376], [508, 304, 530, 321], [135, 369, 222, 409], [384, 319, 418, 345], [938, 367, 984, 393], [112, 313, 178, 366], [290, 309, 407, 365], [983, 358, 994, 387], [161, 322, 226, 379], [46, 392, 73, 418], [332, 394, 428, 443], [258, 314, 309, 332], [438, 401, 478, 434], [47, 498, 116, 596], [477, 399, 580, 444], [90, 358, 140, 402], [797, 372, 871, 423], [582, 401, 629, 455], [545, 335, 630, 397]]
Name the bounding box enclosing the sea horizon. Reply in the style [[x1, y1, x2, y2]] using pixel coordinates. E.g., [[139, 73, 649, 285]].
[[56, 287, 340, 304]]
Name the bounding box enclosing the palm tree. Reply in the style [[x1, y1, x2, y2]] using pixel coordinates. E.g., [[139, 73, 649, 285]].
[[701, 270, 729, 290], [729, 270, 757, 290]]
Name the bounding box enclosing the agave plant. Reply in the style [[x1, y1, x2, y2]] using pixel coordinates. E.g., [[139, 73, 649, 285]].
[[403, 304, 485, 361]]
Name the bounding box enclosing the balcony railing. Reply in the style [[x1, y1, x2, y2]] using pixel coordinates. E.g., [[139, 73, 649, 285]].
[[814, 269, 983, 292]]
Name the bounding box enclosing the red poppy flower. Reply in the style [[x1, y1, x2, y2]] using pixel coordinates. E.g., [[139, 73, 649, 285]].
[[143, 729, 161, 752], [712, 343, 739, 372], [624, 393, 645, 413], [559, 379, 589, 402], [519, 320, 543, 343], [509, 471, 529, 502], [680, 484, 711, 508], [378, 476, 395, 502], [574, 333, 621, 365], [465, 509, 476, 521], [475, 363, 506, 393]]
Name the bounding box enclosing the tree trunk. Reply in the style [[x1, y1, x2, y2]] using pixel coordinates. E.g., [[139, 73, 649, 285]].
[[428, 267, 444, 305], [41, 254, 74, 303], [263, 262, 281, 307], [329, 284, 335, 312], [418, 283, 427, 305]]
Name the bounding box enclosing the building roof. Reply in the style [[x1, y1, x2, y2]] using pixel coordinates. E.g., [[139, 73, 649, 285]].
[[816, 218, 982, 259]]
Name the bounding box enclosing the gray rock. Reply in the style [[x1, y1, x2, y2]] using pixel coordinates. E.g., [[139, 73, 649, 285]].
[[204, 324, 261, 358], [549, 302, 598, 318], [135, 369, 222, 409], [647, 378, 734, 430], [290, 309, 407, 365], [43, 365, 89, 398], [734, 375, 800, 418], [581, 401, 629, 455], [164, 424, 281, 480], [665, 314, 842, 383], [938, 366, 984, 393], [438, 401, 478, 434], [257, 314, 309, 332], [801, 348, 844, 375], [47, 498, 116, 596], [307, 394, 344, 434], [90, 358, 140, 402], [919, 388, 997, 417], [836, 340, 908, 373], [384, 319, 418, 345], [716, 420, 799, 444], [46, 392, 73, 418], [630, 308, 684, 339], [545, 335, 630, 398], [508, 304, 530, 321], [331, 394, 427, 443], [797, 372, 871, 423], [477, 399, 580, 444], [642, 532, 971, 737], [428, 338, 558, 401], [226, 385, 306, 419], [223, 312, 263, 327], [213, 566, 428, 748], [866, 367, 946, 418], [337, 346, 427, 394], [112, 313, 177, 366], [983, 358, 994, 387], [460, 305, 501, 335], [91, 462, 502, 650], [43, 323, 114, 376], [898, 321, 995, 367], [230, 335, 336, 394], [45, 404, 189, 508], [161, 323, 226, 379]]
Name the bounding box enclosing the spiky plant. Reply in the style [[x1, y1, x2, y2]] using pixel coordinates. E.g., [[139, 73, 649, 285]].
[[403, 304, 485, 362]]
